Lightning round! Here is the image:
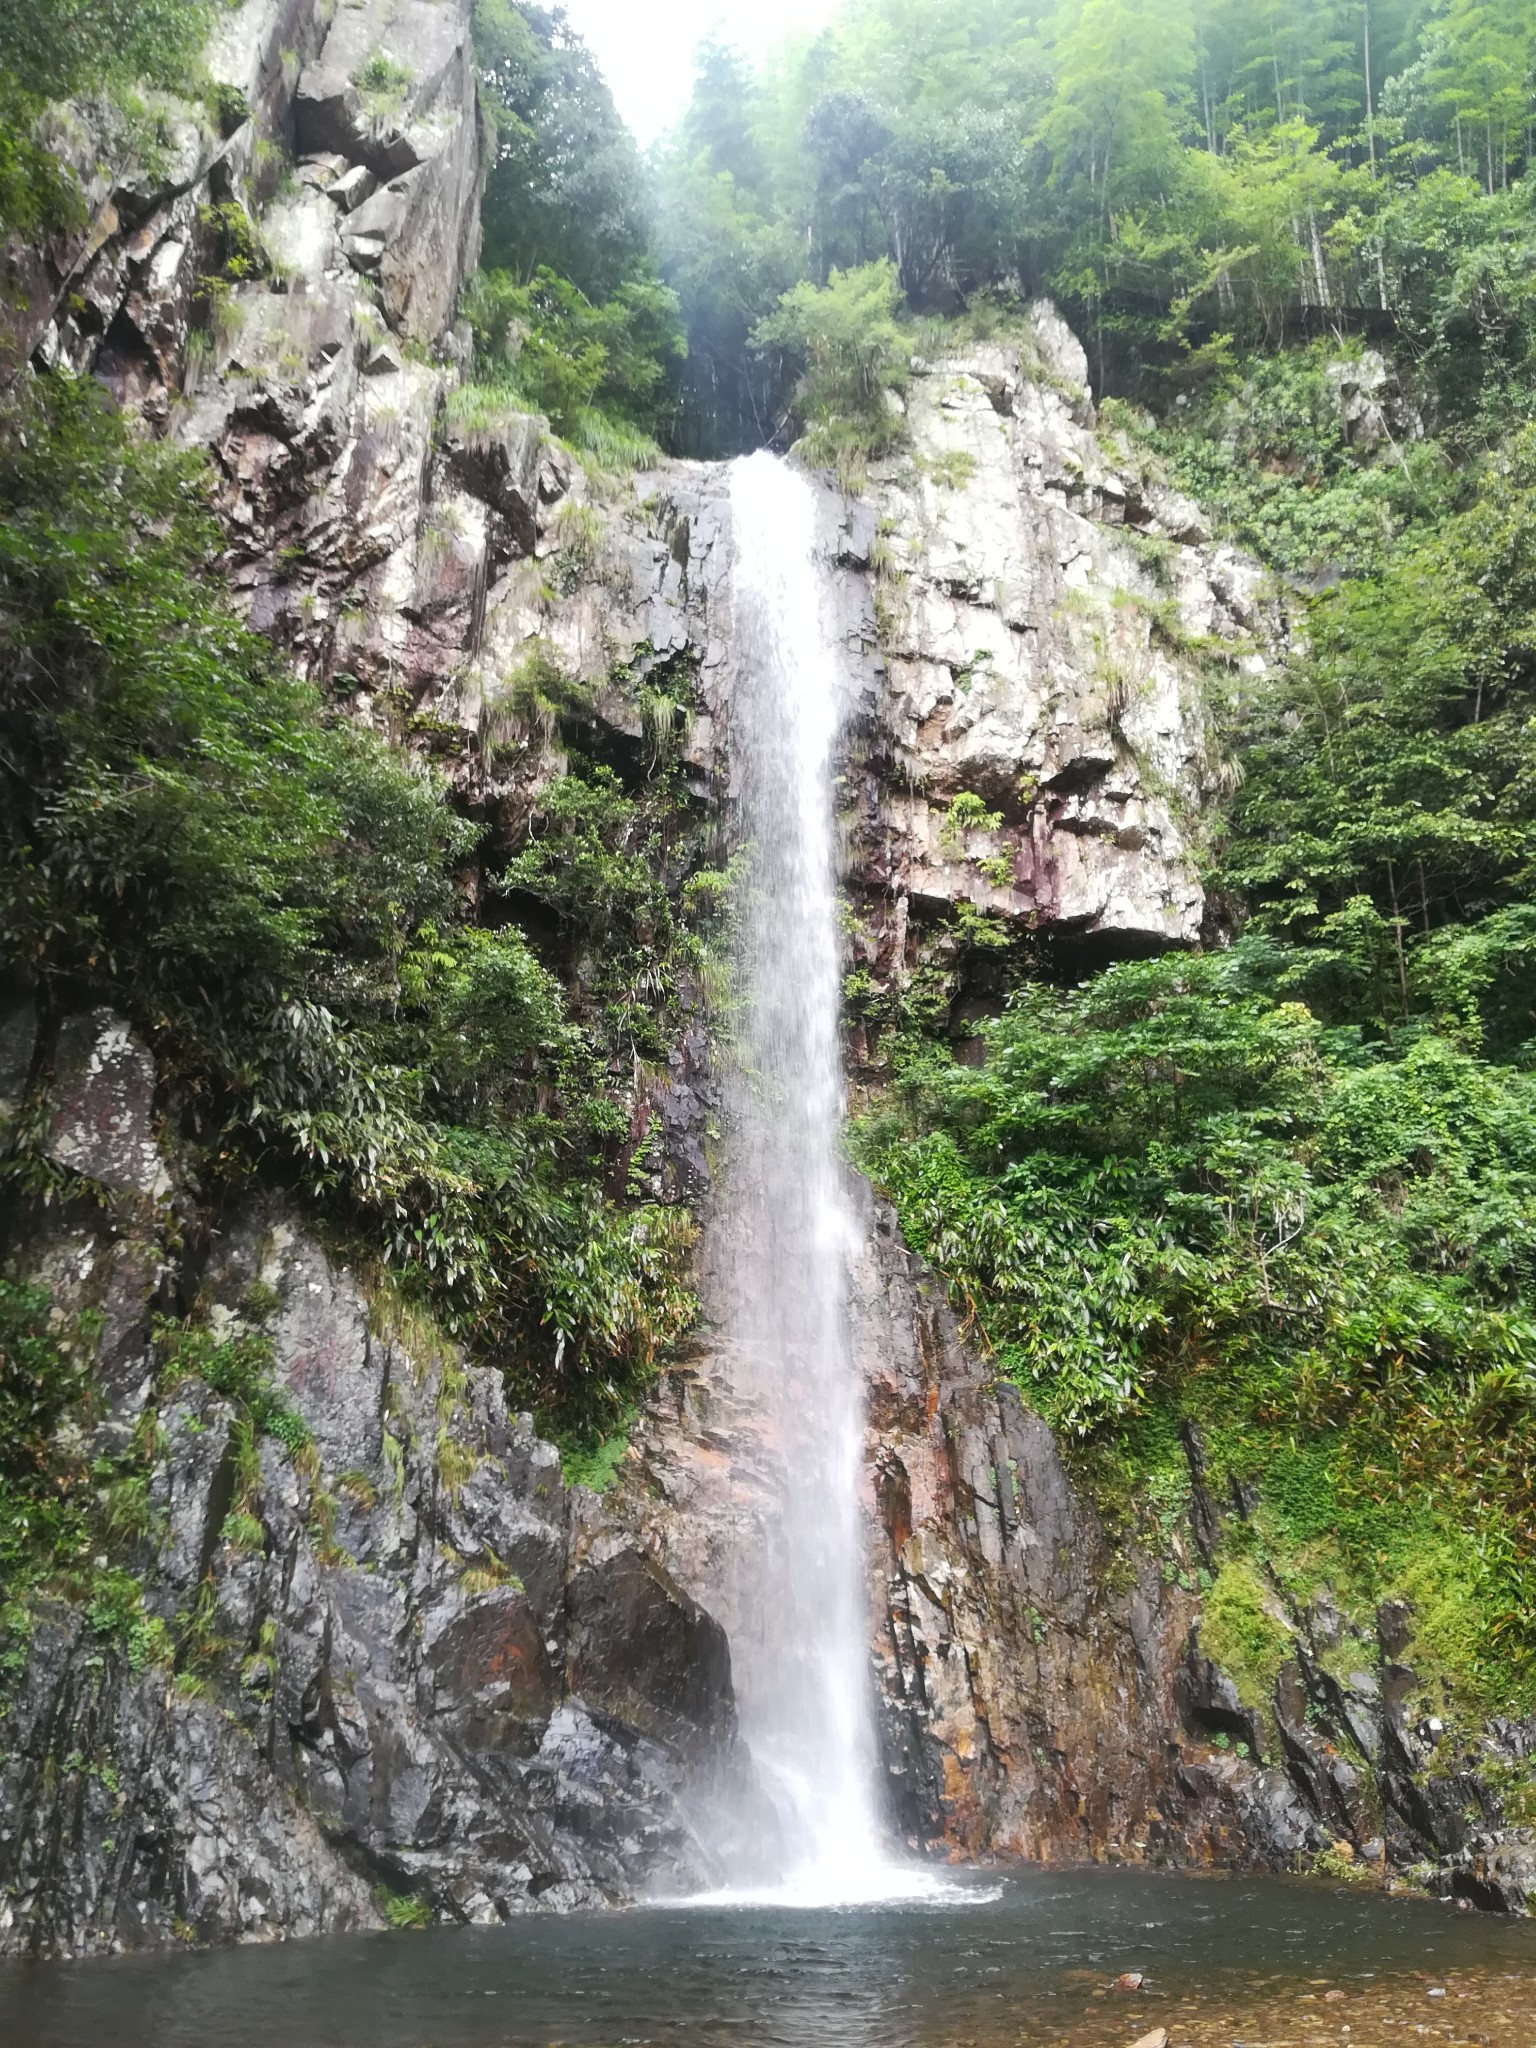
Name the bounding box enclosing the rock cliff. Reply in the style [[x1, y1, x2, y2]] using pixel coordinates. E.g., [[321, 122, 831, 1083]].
[[0, 1007, 741, 1955], [4, 0, 1534, 1960]]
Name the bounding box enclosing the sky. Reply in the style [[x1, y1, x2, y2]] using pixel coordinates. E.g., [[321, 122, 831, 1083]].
[[558, 0, 839, 146]]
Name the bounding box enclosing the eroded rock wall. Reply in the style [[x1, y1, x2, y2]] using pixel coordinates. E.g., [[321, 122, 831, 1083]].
[[0, 1009, 741, 1958], [836, 310, 1280, 1067]]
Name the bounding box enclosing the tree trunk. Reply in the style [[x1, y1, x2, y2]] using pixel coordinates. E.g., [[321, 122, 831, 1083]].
[[1309, 207, 1330, 308], [1386, 860, 1410, 1015], [1363, 0, 1377, 174]]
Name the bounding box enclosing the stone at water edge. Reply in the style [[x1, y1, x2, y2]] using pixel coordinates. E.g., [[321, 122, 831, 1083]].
[[1129, 2029, 1169, 2048], [1112, 1972, 1147, 1991]]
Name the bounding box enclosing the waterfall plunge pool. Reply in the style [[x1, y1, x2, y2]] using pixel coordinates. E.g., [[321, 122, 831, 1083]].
[[6, 1869, 1536, 2047]]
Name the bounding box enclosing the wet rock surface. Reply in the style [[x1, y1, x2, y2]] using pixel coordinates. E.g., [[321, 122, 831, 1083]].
[[610, 1193, 1275, 1874], [608, 1189, 1536, 1907], [0, 1173, 742, 1958]]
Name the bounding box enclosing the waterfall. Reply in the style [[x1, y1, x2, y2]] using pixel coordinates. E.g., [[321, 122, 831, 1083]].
[[714, 452, 893, 1903]]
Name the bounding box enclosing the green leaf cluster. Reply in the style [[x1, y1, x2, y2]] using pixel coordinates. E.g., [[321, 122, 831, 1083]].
[[752, 260, 911, 487], [0, 1280, 95, 1604], [464, 265, 683, 461], [1225, 420, 1536, 1048], [0, 0, 218, 233], [468, 4, 685, 466]]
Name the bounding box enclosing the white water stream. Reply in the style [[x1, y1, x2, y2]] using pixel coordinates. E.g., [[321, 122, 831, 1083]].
[[713, 454, 936, 1906]]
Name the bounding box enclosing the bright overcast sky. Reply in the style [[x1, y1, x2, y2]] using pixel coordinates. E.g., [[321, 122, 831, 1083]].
[[559, 0, 840, 146]]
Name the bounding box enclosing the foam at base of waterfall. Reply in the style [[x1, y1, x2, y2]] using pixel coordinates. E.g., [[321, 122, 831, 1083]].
[[679, 1864, 997, 1911], [672, 1845, 1002, 1911]]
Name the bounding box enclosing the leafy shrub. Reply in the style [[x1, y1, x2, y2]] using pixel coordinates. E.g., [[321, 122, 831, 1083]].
[[856, 939, 1536, 1705], [0, 0, 213, 103], [752, 260, 910, 487], [0, 1281, 94, 1596], [156, 1321, 311, 1453], [1225, 422, 1536, 1053], [1154, 340, 1455, 581], [465, 266, 683, 462]]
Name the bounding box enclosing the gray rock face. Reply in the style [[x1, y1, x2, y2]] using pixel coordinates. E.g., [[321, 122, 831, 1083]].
[[0, 1180, 744, 1958], [44, 1011, 169, 1199], [844, 310, 1278, 973], [1326, 348, 1423, 455], [443, 410, 545, 555], [0, 1608, 379, 1955]]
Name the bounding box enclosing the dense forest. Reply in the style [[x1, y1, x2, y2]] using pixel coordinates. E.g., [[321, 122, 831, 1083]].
[[3, 0, 1536, 1738]]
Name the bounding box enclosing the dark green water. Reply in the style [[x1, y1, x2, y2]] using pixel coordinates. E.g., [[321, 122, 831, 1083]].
[[4, 1869, 1536, 2048]]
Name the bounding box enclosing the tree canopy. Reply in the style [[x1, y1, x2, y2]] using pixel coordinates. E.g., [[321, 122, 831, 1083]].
[[652, 0, 1536, 449]]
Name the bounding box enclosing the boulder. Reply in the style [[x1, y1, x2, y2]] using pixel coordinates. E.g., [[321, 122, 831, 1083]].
[[568, 1550, 737, 1757], [443, 409, 545, 556]]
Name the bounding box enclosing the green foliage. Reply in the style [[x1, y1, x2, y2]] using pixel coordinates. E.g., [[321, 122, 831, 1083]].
[[0, 1281, 94, 1600], [466, 4, 683, 469], [465, 265, 682, 458], [0, 1281, 181, 1678], [1223, 422, 1536, 1050], [352, 50, 412, 117], [374, 1886, 432, 1929], [0, 0, 214, 103], [855, 939, 1536, 1704], [922, 449, 979, 490], [557, 1424, 632, 1493], [85, 1569, 172, 1670], [483, 639, 593, 752], [502, 761, 673, 940], [652, 0, 1536, 451], [0, 378, 697, 1430], [474, 0, 651, 301], [1151, 340, 1455, 581], [0, 105, 82, 236], [753, 261, 910, 486], [939, 789, 1005, 853], [155, 1321, 311, 1454]]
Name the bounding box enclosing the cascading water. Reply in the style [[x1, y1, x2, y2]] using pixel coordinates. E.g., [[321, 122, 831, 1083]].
[[713, 452, 901, 1904]]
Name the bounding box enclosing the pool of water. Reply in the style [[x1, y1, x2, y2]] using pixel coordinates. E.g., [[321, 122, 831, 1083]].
[[5, 1869, 1536, 2047]]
